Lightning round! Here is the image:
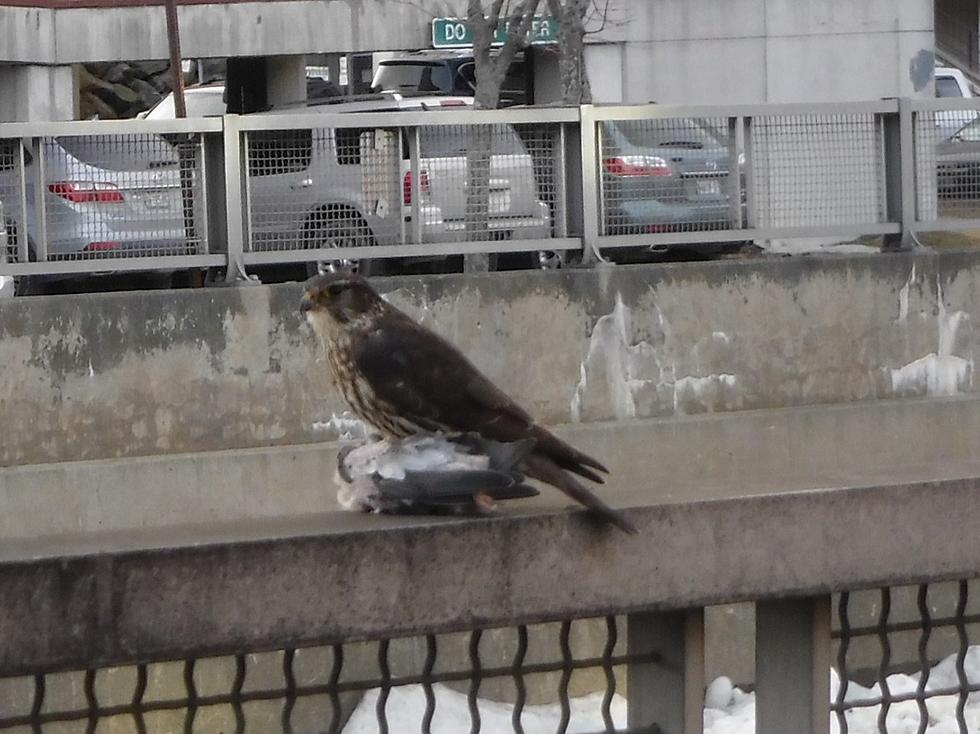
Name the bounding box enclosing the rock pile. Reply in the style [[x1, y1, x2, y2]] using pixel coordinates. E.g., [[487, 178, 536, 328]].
[[79, 59, 225, 119]]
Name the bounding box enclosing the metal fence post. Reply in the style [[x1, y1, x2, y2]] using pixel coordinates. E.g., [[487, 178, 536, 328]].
[[627, 608, 705, 734], [882, 98, 916, 251], [221, 114, 249, 282], [201, 130, 227, 262], [729, 116, 745, 229], [756, 596, 831, 734], [579, 105, 602, 265], [31, 138, 48, 262], [742, 116, 756, 230]]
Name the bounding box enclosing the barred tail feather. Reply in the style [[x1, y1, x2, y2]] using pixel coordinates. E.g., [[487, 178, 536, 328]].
[[522, 454, 637, 534]]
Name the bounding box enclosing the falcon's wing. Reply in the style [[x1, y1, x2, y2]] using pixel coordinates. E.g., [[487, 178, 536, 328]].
[[352, 313, 535, 438], [352, 314, 607, 481]]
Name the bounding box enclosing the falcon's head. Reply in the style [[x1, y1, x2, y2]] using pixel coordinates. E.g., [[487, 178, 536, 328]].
[[301, 273, 387, 331]]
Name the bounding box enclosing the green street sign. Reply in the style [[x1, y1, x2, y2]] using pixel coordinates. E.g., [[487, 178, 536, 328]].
[[431, 16, 558, 49]]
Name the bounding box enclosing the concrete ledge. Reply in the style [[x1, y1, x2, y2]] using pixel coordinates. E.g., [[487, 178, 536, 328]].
[[1, 472, 978, 677], [3, 395, 980, 539]]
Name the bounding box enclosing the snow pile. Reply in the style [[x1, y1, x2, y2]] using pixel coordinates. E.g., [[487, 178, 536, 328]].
[[704, 648, 980, 734], [343, 684, 626, 733], [342, 647, 980, 734]]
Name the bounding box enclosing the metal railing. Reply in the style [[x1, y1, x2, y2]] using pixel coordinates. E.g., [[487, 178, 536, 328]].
[[1, 474, 980, 732], [5, 97, 980, 283]]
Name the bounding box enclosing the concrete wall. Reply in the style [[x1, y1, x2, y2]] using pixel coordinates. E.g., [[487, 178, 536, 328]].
[[2, 251, 979, 467], [590, 0, 936, 103], [0, 0, 934, 104], [0, 63, 76, 121]]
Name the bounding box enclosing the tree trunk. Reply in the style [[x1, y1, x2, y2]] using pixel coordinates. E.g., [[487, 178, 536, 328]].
[[547, 0, 593, 105], [463, 0, 540, 270]]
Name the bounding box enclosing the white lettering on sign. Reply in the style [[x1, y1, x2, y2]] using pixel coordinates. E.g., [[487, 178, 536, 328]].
[[445, 22, 468, 41]]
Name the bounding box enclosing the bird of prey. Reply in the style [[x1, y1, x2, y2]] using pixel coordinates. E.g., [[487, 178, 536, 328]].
[[301, 272, 637, 534], [335, 433, 539, 515]]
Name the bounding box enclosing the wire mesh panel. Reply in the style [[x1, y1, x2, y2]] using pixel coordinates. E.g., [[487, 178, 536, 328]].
[[244, 126, 402, 261], [916, 106, 980, 222], [832, 579, 980, 733], [0, 617, 651, 733], [597, 116, 738, 236], [0, 138, 28, 264], [749, 113, 886, 228], [35, 133, 206, 261], [418, 122, 554, 244]]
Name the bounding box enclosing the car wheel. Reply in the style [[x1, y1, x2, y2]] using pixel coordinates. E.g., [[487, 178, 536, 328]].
[[307, 219, 386, 277]]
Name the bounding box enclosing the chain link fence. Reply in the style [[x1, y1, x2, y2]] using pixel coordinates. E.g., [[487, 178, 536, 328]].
[[3, 100, 980, 282], [4, 582, 980, 733]]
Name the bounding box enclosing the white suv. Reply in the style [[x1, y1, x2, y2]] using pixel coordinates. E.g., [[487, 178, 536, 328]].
[[246, 93, 553, 273]]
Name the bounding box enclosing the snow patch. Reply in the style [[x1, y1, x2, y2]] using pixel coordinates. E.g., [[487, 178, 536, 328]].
[[343, 684, 626, 734], [571, 295, 658, 422], [340, 646, 980, 734], [312, 411, 368, 440], [890, 354, 971, 397], [897, 263, 916, 322], [572, 296, 740, 419], [673, 374, 737, 414], [890, 278, 973, 396]]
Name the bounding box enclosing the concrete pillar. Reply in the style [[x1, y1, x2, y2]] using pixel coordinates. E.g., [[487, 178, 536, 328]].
[[0, 64, 77, 121], [756, 596, 832, 734], [627, 608, 706, 734], [265, 54, 306, 108]]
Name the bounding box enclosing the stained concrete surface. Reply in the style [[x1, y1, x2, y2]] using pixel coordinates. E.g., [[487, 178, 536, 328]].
[[3, 252, 979, 467]]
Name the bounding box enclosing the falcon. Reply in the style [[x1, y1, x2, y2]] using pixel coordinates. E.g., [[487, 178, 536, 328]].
[[300, 272, 637, 534]]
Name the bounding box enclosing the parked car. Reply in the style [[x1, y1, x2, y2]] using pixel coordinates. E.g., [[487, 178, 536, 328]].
[[599, 117, 741, 249], [0, 137, 192, 266], [371, 49, 530, 106], [934, 67, 978, 144], [245, 92, 553, 274], [141, 78, 343, 120], [936, 114, 980, 197], [140, 83, 227, 120]]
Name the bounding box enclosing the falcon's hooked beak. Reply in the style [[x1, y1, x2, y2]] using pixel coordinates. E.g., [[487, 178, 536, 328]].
[[300, 292, 314, 313]]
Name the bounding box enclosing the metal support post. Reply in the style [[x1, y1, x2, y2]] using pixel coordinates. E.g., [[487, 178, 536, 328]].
[[164, 0, 187, 119], [756, 596, 832, 734], [31, 138, 48, 262], [742, 116, 756, 231], [882, 98, 916, 251], [221, 114, 250, 283], [728, 116, 744, 229], [579, 105, 602, 265], [554, 122, 568, 239], [408, 126, 422, 245], [627, 608, 705, 734], [202, 130, 227, 260]]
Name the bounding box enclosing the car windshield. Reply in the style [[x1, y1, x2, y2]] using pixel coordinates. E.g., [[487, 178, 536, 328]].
[[936, 76, 965, 98], [144, 89, 225, 119], [611, 118, 727, 149], [418, 125, 526, 157], [373, 62, 453, 93]]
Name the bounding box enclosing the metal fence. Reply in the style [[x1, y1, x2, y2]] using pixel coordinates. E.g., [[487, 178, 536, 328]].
[[2, 474, 980, 733], [5, 98, 980, 283]]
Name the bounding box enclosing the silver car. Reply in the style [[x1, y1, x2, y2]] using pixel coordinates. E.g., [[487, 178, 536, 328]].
[[0, 136, 192, 262]]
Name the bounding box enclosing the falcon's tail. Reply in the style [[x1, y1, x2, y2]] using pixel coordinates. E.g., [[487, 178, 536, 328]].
[[530, 427, 609, 484], [522, 454, 638, 534]]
